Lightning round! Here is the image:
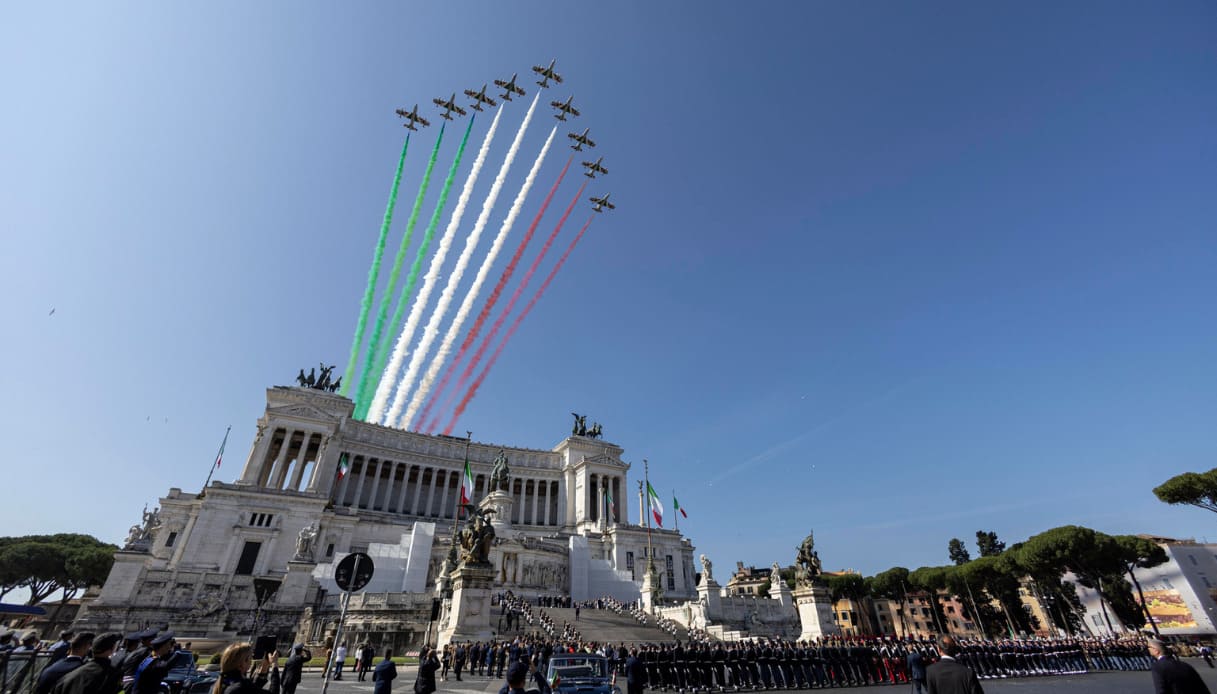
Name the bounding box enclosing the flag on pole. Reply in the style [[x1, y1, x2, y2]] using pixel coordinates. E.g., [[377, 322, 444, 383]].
[[606, 487, 615, 515], [673, 493, 688, 518], [337, 453, 350, 480], [647, 482, 664, 527], [460, 456, 474, 506], [214, 431, 228, 468]]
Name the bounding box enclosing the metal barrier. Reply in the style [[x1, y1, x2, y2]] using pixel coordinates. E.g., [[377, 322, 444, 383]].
[[0, 653, 53, 694]]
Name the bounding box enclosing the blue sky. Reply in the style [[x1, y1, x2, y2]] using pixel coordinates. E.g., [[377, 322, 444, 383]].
[[2, 2, 1215, 579]]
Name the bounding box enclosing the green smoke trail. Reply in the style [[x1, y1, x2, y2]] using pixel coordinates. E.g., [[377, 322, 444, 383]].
[[357, 115, 476, 419], [339, 133, 410, 396], [348, 123, 447, 412]]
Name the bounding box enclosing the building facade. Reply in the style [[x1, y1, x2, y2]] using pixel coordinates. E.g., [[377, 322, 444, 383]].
[[77, 385, 695, 649]]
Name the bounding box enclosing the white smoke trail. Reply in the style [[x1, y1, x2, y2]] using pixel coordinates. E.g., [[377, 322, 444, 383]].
[[401, 124, 558, 429], [367, 106, 505, 425], [389, 91, 543, 428]]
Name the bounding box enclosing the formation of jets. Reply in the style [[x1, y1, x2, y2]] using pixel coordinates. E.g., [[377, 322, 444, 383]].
[[432, 93, 467, 121], [582, 158, 607, 178], [568, 128, 595, 151], [551, 95, 580, 121], [532, 59, 563, 88], [403, 59, 616, 213], [464, 84, 497, 112], [589, 194, 615, 213], [395, 104, 430, 130], [494, 74, 525, 101]]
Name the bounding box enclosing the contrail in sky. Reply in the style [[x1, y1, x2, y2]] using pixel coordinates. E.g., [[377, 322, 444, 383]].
[[439, 179, 588, 434], [366, 113, 487, 424], [351, 123, 448, 416], [418, 154, 575, 433], [402, 118, 555, 429], [445, 214, 595, 435], [388, 95, 539, 427], [340, 133, 409, 398]]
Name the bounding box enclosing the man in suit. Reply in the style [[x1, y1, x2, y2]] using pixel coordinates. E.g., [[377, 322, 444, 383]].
[[908, 645, 928, 694], [926, 636, 983, 694], [1148, 638, 1211, 694], [372, 648, 397, 694], [625, 648, 647, 694], [51, 633, 123, 694], [282, 644, 310, 694]]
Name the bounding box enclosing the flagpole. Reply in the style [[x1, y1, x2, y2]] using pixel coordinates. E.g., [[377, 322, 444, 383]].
[[672, 489, 679, 533], [460, 431, 472, 519], [644, 459, 654, 577], [198, 426, 231, 499]]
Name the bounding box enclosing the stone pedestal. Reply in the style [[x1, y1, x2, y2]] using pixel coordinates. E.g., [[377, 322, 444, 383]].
[[793, 582, 839, 640], [95, 551, 147, 604], [641, 560, 661, 613], [437, 563, 496, 647], [277, 560, 316, 606], [698, 579, 722, 622], [481, 490, 514, 536]]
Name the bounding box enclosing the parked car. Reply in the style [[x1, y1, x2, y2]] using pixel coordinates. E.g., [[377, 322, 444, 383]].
[[545, 654, 620, 694]]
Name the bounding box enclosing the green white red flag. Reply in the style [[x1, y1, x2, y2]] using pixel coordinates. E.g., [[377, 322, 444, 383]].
[[673, 493, 687, 518], [647, 482, 663, 527], [337, 453, 350, 480], [460, 456, 474, 506]]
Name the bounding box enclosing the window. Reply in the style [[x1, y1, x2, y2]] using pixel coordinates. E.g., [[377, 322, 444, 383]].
[[626, 552, 635, 580], [1190, 554, 1199, 565], [1204, 577, 1212, 588], [326, 543, 335, 558], [947, 606, 956, 614], [165, 532, 178, 548], [235, 541, 262, 575], [248, 513, 275, 528], [666, 555, 675, 591]]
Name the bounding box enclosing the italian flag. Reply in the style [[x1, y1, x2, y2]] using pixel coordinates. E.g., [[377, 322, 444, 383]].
[[460, 457, 474, 506], [647, 482, 663, 527], [549, 672, 561, 689], [336, 453, 350, 480], [673, 494, 688, 518], [606, 487, 615, 515]]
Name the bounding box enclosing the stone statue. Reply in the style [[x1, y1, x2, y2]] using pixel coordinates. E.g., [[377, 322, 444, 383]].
[[306, 368, 316, 388], [457, 505, 497, 566], [571, 412, 588, 437], [123, 504, 161, 551], [294, 521, 319, 561], [587, 422, 603, 439], [328, 376, 341, 393], [296, 369, 307, 386], [795, 530, 823, 587], [490, 449, 511, 491], [771, 561, 782, 578], [700, 554, 714, 583]]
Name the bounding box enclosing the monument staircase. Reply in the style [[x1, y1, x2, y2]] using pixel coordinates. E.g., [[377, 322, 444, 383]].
[[536, 607, 694, 644]]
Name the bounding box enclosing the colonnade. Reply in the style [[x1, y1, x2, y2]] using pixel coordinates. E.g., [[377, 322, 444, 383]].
[[586, 473, 624, 524], [256, 428, 322, 492]]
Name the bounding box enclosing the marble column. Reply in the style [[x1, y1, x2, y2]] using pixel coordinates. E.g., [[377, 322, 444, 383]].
[[425, 469, 441, 517], [288, 434, 315, 491], [395, 464, 412, 513], [367, 460, 384, 510], [265, 429, 292, 489], [351, 457, 370, 508], [336, 452, 354, 505], [411, 467, 426, 515], [531, 480, 541, 525]]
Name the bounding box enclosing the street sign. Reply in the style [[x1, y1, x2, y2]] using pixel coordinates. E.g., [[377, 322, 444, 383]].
[[335, 552, 374, 592]]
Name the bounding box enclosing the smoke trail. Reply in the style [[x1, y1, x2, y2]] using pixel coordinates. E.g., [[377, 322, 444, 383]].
[[350, 123, 447, 415], [417, 155, 575, 433], [433, 179, 589, 433], [444, 215, 595, 434], [388, 93, 543, 428], [401, 121, 556, 429], [368, 108, 501, 425], [339, 134, 410, 396]]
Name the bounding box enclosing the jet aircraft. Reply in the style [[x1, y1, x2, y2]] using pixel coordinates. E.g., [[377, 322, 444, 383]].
[[464, 84, 498, 112], [590, 193, 615, 212], [433, 94, 468, 120], [567, 128, 596, 151], [394, 104, 431, 131], [532, 59, 563, 88], [494, 74, 526, 101], [582, 157, 608, 178], [551, 95, 580, 121]]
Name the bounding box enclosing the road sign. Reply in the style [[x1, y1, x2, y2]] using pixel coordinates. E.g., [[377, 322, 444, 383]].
[[335, 552, 374, 592]]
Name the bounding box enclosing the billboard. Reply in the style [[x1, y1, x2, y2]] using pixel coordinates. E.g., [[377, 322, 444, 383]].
[[1144, 588, 1197, 630]]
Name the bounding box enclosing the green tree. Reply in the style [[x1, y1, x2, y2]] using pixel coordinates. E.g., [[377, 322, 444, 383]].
[[827, 573, 872, 633], [976, 531, 1006, 557], [1154, 468, 1217, 514], [908, 565, 950, 633], [948, 539, 971, 565], [870, 567, 911, 633], [1112, 535, 1168, 635], [0, 534, 116, 605], [1017, 525, 1139, 633]]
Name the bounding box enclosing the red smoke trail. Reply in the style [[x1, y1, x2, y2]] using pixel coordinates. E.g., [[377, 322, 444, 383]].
[[434, 178, 588, 433], [415, 155, 575, 432], [443, 214, 595, 435]]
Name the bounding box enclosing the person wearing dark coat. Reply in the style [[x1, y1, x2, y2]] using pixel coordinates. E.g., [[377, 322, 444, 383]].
[[496, 661, 550, 694], [908, 648, 927, 694], [372, 649, 397, 694], [130, 632, 179, 694], [37, 633, 94, 694], [414, 648, 440, 694], [48, 632, 76, 665], [925, 636, 983, 694], [281, 644, 310, 694], [1148, 639, 1211, 694], [625, 648, 647, 694], [51, 633, 123, 694], [212, 642, 279, 694]]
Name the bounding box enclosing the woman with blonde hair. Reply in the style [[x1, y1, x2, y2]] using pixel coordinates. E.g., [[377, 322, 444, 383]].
[[212, 642, 279, 694]]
